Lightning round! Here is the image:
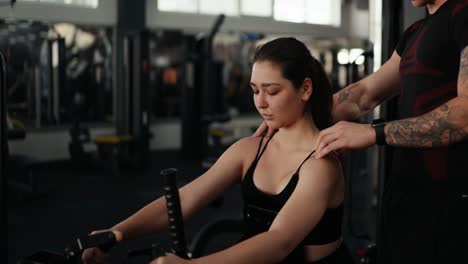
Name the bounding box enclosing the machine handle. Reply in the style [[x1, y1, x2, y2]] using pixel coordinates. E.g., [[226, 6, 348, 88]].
[[64, 231, 116, 259]]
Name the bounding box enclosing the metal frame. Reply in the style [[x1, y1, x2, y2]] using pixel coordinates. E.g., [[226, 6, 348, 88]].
[[1, 50, 8, 264]]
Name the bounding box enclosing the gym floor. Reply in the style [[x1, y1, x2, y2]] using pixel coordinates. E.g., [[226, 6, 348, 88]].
[[7, 150, 370, 264]]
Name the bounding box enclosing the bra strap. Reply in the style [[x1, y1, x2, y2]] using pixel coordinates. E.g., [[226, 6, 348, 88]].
[[295, 150, 316, 174], [256, 136, 274, 161]]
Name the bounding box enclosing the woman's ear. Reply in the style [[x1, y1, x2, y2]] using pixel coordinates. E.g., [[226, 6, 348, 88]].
[[301, 78, 313, 101]]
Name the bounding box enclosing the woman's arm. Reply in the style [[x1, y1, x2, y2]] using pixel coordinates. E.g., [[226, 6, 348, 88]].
[[112, 138, 253, 241], [190, 156, 341, 264]]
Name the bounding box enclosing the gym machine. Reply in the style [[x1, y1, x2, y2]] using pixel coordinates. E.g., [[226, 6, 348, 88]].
[[85, 0, 152, 175], [181, 14, 226, 160], [67, 28, 151, 175], [18, 166, 246, 263], [18, 168, 189, 264], [68, 27, 114, 163]]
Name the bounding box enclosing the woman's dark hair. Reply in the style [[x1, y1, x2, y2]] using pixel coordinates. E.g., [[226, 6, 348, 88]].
[[253, 37, 333, 130]]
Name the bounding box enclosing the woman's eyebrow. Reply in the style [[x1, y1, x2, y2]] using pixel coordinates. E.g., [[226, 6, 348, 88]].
[[250, 82, 281, 87]]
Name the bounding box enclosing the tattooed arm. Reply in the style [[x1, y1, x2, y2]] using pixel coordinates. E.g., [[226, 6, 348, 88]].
[[385, 46, 468, 148], [315, 48, 468, 158], [332, 51, 401, 123]]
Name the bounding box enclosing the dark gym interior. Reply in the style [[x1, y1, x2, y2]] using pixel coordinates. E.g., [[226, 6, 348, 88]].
[[1, 0, 437, 264]]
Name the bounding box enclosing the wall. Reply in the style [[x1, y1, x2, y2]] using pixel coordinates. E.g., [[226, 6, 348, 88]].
[[347, 0, 370, 40], [403, 0, 426, 30]]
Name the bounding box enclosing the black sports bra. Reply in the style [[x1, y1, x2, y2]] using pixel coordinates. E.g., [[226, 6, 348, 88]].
[[242, 135, 343, 245]]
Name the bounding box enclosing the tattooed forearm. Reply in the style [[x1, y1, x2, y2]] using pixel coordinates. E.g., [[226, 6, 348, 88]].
[[385, 98, 468, 148], [336, 82, 361, 104], [458, 46, 468, 97], [333, 82, 364, 122], [337, 89, 352, 104], [385, 46, 468, 148]]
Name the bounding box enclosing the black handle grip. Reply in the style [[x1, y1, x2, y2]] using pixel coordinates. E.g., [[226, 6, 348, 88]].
[[127, 243, 167, 260], [64, 231, 116, 259], [160, 168, 188, 259], [96, 232, 117, 252]]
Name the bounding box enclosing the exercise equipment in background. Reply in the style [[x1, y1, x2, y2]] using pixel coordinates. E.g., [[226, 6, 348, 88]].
[[181, 14, 226, 160]]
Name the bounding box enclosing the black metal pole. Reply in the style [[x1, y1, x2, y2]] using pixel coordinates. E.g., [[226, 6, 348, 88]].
[[1, 51, 8, 264], [376, 1, 404, 262], [160, 168, 188, 259]]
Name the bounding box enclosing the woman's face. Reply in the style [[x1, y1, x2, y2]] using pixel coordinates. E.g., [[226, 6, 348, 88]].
[[250, 61, 310, 130]]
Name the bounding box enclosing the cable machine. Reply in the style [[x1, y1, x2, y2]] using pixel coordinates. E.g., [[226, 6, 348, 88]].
[[181, 14, 225, 160]]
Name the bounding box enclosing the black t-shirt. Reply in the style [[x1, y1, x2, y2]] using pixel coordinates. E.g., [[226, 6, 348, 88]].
[[378, 3, 468, 263], [391, 0, 468, 193]]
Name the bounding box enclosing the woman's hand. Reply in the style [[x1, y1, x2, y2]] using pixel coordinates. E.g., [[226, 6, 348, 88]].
[[150, 253, 192, 264], [252, 121, 277, 138], [81, 229, 123, 264]]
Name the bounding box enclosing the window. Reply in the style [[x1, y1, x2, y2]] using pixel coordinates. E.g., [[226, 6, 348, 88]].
[[158, 0, 239, 16], [274, 0, 341, 26], [200, 0, 238, 16], [156, 0, 341, 27], [19, 0, 99, 8], [305, 0, 341, 26], [273, 0, 304, 23], [240, 0, 272, 17], [157, 0, 197, 13]]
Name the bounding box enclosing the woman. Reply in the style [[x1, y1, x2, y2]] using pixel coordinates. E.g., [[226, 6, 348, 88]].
[[83, 37, 353, 264]]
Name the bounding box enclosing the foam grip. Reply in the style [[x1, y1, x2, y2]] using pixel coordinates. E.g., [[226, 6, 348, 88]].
[[160, 168, 188, 259]]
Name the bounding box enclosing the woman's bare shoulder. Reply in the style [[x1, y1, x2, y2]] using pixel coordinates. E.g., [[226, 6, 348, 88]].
[[231, 136, 263, 150], [226, 136, 264, 163], [299, 153, 342, 184]]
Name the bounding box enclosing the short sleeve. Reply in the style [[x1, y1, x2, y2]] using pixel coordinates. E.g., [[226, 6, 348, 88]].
[[451, 1, 468, 52]]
